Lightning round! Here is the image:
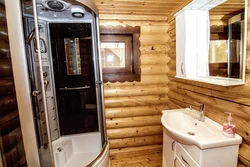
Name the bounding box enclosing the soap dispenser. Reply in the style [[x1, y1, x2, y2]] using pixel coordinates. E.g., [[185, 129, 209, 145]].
[[222, 112, 236, 138]]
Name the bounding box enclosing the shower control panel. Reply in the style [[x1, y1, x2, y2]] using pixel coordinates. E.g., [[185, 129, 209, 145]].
[[26, 18, 59, 145]]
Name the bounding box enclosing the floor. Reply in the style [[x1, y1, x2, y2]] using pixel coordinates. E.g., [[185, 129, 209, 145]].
[[110, 145, 162, 167]]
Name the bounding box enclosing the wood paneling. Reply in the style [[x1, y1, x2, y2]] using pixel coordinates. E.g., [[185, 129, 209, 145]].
[[94, 0, 188, 21], [100, 19, 170, 166], [0, 3, 26, 166], [166, 1, 250, 166]]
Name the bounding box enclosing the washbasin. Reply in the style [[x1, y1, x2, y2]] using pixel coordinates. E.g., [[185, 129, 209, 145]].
[[161, 108, 242, 149]]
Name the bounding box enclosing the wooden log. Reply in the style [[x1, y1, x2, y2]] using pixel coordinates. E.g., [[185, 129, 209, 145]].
[[168, 83, 250, 119], [110, 144, 162, 157], [0, 5, 6, 25], [0, 110, 18, 124], [0, 25, 8, 40], [239, 142, 250, 167], [104, 74, 170, 87], [0, 79, 15, 95], [0, 95, 18, 115], [168, 59, 176, 70], [0, 117, 20, 135], [109, 135, 163, 149], [105, 105, 168, 119], [104, 85, 169, 97], [237, 161, 247, 167], [106, 115, 161, 129], [140, 34, 170, 45], [0, 58, 12, 77], [169, 80, 250, 105], [141, 26, 169, 35], [168, 28, 176, 38], [99, 20, 170, 27], [141, 65, 170, 75], [140, 45, 170, 54], [239, 155, 250, 167], [141, 54, 170, 65], [107, 125, 163, 139], [105, 95, 169, 108], [4, 140, 25, 167], [2, 126, 22, 152], [99, 14, 168, 21], [0, 42, 10, 56]]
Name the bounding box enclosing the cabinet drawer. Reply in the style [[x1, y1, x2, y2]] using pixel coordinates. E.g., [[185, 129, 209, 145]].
[[175, 143, 200, 167], [174, 157, 185, 167]]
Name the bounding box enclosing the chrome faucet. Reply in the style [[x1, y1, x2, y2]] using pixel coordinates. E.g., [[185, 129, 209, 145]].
[[198, 104, 205, 122]]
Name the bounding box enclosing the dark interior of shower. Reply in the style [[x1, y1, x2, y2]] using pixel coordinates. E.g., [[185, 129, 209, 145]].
[[49, 23, 98, 135]]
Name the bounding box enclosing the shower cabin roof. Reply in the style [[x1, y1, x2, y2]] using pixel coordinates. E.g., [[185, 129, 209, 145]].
[[23, 0, 98, 22]]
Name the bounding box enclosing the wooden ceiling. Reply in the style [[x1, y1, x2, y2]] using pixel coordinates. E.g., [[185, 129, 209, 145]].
[[209, 0, 245, 19], [94, 0, 191, 21]]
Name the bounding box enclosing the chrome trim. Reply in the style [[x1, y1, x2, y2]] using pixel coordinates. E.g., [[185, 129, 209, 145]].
[[59, 86, 90, 90], [91, 13, 104, 143], [96, 15, 108, 142], [86, 141, 109, 167], [46, 22, 61, 138], [32, 0, 55, 165]]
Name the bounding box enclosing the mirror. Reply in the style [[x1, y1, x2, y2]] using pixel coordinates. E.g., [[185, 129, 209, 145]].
[[64, 38, 82, 75], [175, 0, 247, 86], [208, 0, 245, 79]]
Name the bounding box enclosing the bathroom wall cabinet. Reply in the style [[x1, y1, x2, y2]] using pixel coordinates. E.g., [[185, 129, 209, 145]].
[[163, 128, 239, 167]]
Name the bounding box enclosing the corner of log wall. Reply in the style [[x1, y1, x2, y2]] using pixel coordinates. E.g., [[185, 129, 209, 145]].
[[166, 2, 250, 166]]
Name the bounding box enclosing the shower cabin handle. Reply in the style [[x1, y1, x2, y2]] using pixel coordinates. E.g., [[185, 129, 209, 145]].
[[59, 86, 90, 90]]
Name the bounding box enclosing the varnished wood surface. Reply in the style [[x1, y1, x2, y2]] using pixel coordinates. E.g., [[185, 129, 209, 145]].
[[100, 20, 170, 166], [110, 145, 162, 167], [94, 0, 189, 21]]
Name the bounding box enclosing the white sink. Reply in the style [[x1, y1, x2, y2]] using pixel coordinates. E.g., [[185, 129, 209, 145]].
[[161, 108, 242, 149]]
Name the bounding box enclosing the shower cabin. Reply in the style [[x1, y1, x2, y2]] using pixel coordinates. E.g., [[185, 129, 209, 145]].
[[5, 0, 109, 167]]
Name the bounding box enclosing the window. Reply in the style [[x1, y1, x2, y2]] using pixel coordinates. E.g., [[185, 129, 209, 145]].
[[100, 25, 141, 82]]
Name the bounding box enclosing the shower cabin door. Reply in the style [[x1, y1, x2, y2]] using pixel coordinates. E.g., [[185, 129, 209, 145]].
[[49, 23, 99, 135]]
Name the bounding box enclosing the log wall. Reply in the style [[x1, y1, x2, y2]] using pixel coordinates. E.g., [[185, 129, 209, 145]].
[[0, 3, 26, 167], [100, 20, 170, 166], [166, 2, 250, 167]]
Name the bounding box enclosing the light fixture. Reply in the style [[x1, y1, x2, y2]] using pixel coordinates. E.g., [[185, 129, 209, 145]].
[[71, 6, 85, 18], [42, 0, 70, 12]]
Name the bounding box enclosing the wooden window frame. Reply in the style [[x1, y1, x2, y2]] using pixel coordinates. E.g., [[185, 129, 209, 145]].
[[100, 25, 141, 83]]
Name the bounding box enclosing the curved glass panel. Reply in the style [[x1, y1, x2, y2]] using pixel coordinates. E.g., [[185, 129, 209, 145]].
[[21, 0, 107, 166]]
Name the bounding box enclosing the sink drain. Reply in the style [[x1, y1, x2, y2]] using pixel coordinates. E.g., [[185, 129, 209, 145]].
[[187, 132, 195, 136]]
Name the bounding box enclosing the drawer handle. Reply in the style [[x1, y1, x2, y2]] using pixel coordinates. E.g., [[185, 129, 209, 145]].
[[181, 155, 190, 167], [181, 63, 184, 75], [171, 141, 175, 151], [174, 157, 177, 167]]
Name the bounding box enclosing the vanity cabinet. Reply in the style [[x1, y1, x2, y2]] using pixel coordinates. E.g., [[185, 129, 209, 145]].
[[163, 128, 200, 167], [163, 128, 239, 167]]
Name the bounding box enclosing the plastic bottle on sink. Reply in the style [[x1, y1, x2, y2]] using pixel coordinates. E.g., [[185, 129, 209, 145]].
[[222, 112, 236, 138]]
